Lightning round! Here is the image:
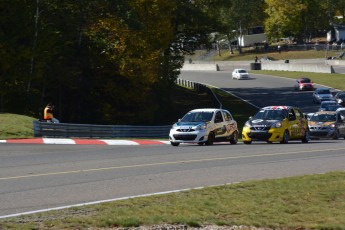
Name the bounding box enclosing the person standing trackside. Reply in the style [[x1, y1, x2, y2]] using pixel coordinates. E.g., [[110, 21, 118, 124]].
[[44, 102, 59, 123]]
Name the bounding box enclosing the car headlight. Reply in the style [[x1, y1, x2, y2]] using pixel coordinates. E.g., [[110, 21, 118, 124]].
[[196, 123, 207, 130], [272, 122, 282, 128], [244, 121, 251, 128], [329, 123, 336, 128]]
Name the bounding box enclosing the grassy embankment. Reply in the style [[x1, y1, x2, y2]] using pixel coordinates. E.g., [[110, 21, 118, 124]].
[[0, 114, 36, 139]]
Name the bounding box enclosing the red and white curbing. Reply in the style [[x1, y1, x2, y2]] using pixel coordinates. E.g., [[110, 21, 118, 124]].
[[0, 138, 170, 145]]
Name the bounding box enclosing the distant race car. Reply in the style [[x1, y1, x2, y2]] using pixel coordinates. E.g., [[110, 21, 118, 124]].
[[334, 91, 345, 106], [294, 78, 314, 91], [312, 88, 335, 103], [319, 101, 341, 111], [232, 69, 250, 80]]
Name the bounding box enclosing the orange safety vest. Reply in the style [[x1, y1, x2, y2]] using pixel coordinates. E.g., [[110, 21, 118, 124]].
[[44, 106, 53, 120]]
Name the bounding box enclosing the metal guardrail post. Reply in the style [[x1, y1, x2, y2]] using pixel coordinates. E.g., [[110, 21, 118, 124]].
[[33, 120, 41, 137]]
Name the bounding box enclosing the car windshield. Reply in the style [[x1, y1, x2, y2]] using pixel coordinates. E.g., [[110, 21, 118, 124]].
[[323, 105, 341, 111], [321, 101, 337, 106], [253, 109, 288, 120], [318, 89, 331, 94], [238, 70, 247, 73], [310, 114, 336, 122], [181, 111, 214, 122], [300, 78, 311, 83]]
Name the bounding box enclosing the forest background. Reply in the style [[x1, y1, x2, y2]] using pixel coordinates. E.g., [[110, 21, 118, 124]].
[[1, 0, 345, 125]]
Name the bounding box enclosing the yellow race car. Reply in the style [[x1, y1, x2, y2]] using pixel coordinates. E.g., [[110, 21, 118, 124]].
[[242, 106, 310, 144]]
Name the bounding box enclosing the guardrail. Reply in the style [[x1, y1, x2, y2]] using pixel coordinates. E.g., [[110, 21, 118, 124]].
[[33, 121, 171, 138], [176, 78, 222, 108]]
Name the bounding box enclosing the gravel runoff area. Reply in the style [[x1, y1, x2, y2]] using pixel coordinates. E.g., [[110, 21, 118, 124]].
[[88, 225, 269, 230]]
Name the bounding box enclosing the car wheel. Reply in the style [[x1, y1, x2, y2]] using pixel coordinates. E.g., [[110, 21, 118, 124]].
[[302, 129, 310, 143], [243, 141, 252, 144], [230, 131, 238, 144], [205, 132, 214, 145], [280, 130, 290, 144], [333, 130, 339, 140], [198, 142, 204, 146], [170, 142, 180, 146]]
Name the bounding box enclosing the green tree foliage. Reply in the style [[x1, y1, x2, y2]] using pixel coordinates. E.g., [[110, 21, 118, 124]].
[[0, 0, 219, 125], [217, 0, 266, 53], [264, 0, 332, 43]]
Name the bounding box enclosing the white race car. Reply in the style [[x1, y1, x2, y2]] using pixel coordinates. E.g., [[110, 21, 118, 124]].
[[169, 108, 239, 146]]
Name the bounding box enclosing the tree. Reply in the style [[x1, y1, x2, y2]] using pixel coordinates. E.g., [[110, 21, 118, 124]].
[[264, 0, 331, 43], [0, 0, 222, 124]]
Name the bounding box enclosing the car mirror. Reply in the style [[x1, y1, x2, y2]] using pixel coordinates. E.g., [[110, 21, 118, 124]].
[[249, 116, 253, 120]]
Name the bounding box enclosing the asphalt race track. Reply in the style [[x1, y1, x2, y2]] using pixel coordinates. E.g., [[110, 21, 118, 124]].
[[180, 70, 334, 113], [0, 68, 344, 218]]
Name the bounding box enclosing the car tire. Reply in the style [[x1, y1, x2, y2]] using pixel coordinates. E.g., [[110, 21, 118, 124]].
[[333, 130, 339, 140], [170, 142, 180, 146], [198, 142, 204, 146], [243, 141, 252, 144], [205, 132, 214, 145], [230, 131, 238, 144], [302, 129, 310, 143], [280, 130, 290, 144]]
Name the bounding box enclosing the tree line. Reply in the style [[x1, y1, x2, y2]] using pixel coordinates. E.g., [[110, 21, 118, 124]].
[[1, 0, 344, 125]]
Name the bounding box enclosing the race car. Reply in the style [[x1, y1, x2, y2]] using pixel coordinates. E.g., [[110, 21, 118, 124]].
[[242, 106, 310, 144], [169, 108, 239, 146]]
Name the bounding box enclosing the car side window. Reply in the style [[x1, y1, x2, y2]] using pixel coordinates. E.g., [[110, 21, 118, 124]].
[[294, 109, 301, 119], [222, 111, 233, 121], [215, 111, 223, 123], [288, 109, 296, 121]]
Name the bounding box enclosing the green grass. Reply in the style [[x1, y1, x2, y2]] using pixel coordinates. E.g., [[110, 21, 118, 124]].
[[187, 49, 342, 62], [1, 171, 345, 229], [251, 70, 345, 91], [215, 49, 339, 61], [0, 113, 36, 139]]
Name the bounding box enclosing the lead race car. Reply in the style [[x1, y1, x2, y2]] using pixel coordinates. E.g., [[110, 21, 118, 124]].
[[169, 108, 239, 146], [242, 106, 310, 144]]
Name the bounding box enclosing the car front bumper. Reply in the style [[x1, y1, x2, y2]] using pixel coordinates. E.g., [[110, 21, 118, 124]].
[[242, 126, 285, 142], [309, 126, 336, 138], [169, 129, 208, 143]]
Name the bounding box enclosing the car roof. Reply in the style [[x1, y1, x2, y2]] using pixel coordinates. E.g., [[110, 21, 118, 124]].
[[336, 108, 345, 112], [261, 106, 293, 110], [320, 101, 337, 104], [298, 77, 311, 80], [315, 87, 330, 91], [189, 108, 224, 113], [314, 111, 336, 115], [234, 68, 246, 71]]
